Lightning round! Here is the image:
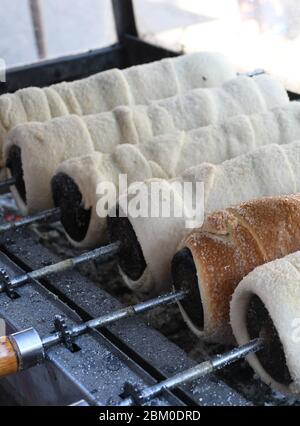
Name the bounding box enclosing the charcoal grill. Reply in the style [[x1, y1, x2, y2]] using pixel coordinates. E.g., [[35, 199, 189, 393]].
[[0, 0, 299, 406]]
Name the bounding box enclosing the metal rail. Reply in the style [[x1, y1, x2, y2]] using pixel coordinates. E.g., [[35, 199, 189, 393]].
[[118, 338, 264, 406], [0, 207, 60, 233], [0, 242, 120, 297], [0, 290, 187, 378], [0, 290, 264, 406], [42, 290, 187, 349]]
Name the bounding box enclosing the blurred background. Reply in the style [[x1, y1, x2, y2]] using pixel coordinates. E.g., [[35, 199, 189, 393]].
[[0, 0, 299, 93]]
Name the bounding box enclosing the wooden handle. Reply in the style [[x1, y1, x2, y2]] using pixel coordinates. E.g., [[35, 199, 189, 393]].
[[0, 336, 19, 378]]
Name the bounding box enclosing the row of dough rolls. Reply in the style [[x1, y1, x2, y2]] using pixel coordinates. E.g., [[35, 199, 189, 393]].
[[230, 251, 300, 396], [52, 101, 300, 250], [106, 140, 300, 295], [4, 74, 288, 214], [0, 52, 236, 163]]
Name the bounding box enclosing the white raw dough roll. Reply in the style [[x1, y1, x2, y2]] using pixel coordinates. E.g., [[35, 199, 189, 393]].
[[4, 75, 290, 214], [122, 52, 236, 103], [0, 52, 236, 159], [230, 251, 300, 396], [8, 74, 280, 160], [138, 100, 300, 177], [53, 148, 166, 247], [116, 141, 300, 294], [6, 116, 95, 214], [150, 74, 288, 132]]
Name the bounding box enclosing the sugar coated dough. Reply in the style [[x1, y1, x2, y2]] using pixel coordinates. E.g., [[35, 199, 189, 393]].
[[0, 52, 237, 165], [120, 141, 300, 293], [230, 251, 300, 396], [4, 75, 290, 214]]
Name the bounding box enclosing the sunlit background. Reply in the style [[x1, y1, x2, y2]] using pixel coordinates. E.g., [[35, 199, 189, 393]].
[[0, 0, 299, 93]]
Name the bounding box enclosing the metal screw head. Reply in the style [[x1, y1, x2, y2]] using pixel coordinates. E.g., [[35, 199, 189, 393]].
[[0, 267, 18, 299], [122, 382, 144, 406]]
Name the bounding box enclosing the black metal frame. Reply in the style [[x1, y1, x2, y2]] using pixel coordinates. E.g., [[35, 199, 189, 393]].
[[112, 0, 138, 40], [0, 0, 178, 94]]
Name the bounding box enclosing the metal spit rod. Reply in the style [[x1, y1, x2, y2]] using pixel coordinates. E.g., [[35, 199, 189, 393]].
[[118, 338, 265, 406], [0, 207, 60, 233], [42, 290, 187, 348], [0, 290, 187, 377], [0, 241, 120, 294]]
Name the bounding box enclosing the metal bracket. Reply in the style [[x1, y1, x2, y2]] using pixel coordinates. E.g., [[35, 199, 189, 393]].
[[122, 382, 145, 406], [0, 267, 18, 299], [112, 0, 138, 41], [53, 315, 75, 352]]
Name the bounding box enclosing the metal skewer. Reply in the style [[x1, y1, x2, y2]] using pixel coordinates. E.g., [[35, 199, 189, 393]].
[[0, 290, 187, 378], [0, 241, 120, 298], [118, 338, 265, 406], [42, 290, 186, 348], [0, 207, 60, 233]]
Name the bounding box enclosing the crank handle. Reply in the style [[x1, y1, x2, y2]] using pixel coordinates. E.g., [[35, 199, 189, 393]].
[[0, 328, 44, 378]]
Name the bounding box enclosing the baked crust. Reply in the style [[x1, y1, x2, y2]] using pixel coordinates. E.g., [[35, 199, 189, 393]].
[[176, 194, 300, 342]]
